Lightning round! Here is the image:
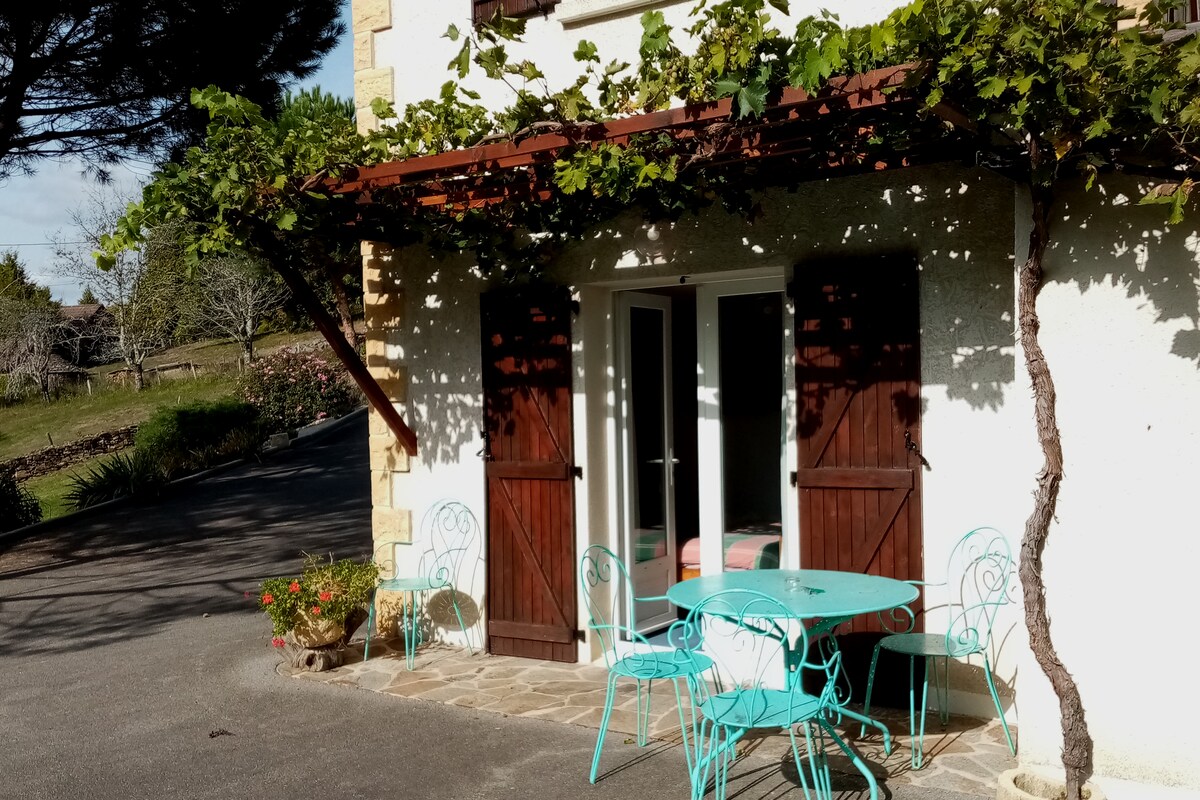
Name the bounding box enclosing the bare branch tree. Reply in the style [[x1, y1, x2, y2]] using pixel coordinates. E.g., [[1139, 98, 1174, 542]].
[[0, 300, 74, 401], [184, 255, 289, 362], [55, 190, 184, 390]]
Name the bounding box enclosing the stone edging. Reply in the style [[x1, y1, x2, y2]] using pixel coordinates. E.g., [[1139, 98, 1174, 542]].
[[0, 426, 139, 481], [0, 406, 367, 545]]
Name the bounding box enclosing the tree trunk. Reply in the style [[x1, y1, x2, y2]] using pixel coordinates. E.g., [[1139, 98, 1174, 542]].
[[1017, 175, 1093, 800], [244, 317, 255, 363], [267, 250, 418, 456], [132, 362, 144, 391]]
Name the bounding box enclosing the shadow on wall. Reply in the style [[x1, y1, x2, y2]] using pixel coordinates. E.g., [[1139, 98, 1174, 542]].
[[1048, 180, 1200, 366], [384, 165, 1198, 468]]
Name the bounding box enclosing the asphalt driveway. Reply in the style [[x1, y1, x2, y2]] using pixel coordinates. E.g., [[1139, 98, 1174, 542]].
[[0, 418, 973, 800]]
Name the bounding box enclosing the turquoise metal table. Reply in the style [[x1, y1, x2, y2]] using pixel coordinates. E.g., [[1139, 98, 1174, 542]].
[[667, 569, 918, 625], [667, 569, 919, 781]]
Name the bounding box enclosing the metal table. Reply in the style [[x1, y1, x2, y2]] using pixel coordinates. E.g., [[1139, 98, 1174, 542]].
[[667, 568, 919, 795], [667, 568, 918, 624]]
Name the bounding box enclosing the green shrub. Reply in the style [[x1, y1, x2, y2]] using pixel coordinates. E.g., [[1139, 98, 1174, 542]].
[[135, 398, 266, 476], [65, 450, 168, 510], [259, 554, 379, 643], [237, 348, 359, 433], [0, 471, 42, 531]]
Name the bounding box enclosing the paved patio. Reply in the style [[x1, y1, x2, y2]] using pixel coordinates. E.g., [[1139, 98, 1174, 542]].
[[284, 640, 1015, 797]]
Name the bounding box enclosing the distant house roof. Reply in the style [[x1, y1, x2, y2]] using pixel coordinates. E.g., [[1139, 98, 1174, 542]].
[[59, 303, 106, 321], [46, 354, 87, 375]]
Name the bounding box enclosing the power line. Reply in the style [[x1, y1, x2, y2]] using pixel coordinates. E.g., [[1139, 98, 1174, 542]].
[[0, 241, 87, 246]]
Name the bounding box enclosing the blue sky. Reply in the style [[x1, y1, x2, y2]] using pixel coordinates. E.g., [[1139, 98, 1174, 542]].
[[0, 1, 353, 304]]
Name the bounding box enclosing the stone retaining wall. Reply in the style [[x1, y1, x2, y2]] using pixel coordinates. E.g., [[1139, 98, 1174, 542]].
[[1, 426, 138, 481]]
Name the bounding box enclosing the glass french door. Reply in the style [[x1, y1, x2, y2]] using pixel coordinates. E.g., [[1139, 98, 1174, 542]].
[[696, 277, 791, 576], [616, 291, 677, 632]]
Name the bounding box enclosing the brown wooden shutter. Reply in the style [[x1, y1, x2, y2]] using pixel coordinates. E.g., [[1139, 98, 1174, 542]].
[[473, 0, 560, 25], [793, 256, 924, 633], [481, 287, 578, 662]]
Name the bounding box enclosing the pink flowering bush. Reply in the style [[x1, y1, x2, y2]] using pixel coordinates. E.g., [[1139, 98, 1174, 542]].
[[237, 348, 360, 432]]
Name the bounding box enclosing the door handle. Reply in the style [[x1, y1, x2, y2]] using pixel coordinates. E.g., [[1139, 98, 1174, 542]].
[[476, 430, 493, 461], [904, 429, 931, 471]]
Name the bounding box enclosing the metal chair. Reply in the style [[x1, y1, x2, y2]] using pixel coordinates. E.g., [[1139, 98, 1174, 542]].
[[580, 545, 712, 784], [364, 499, 478, 669], [676, 589, 878, 800], [861, 526, 1017, 768]]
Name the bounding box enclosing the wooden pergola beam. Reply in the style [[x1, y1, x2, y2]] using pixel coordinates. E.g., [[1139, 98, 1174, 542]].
[[327, 64, 917, 196]]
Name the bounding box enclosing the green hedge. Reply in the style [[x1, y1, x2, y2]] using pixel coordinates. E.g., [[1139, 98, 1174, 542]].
[[134, 398, 266, 477], [65, 398, 267, 511]]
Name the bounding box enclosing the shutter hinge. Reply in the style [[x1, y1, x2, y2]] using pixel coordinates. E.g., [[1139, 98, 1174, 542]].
[[789, 470, 798, 488], [571, 465, 583, 479]]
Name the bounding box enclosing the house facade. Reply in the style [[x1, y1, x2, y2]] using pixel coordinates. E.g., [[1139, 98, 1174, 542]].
[[350, 2, 1200, 796]]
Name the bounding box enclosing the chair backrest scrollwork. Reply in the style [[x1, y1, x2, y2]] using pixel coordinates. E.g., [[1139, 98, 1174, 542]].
[[581, 545, 665, 672], [673, 589, 843, 727], [944, 526, 1013, 657], [418, 500, 480, 589]]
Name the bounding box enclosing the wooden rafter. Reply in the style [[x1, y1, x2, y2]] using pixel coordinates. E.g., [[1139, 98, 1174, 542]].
[[326, 64, 920, 202]]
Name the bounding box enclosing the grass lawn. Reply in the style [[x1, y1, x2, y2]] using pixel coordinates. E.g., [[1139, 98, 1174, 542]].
[[0, 375, 237, 463], [90, 329, 327, 378], [0, 329, 340, 464], [22, 459, 102, 522]]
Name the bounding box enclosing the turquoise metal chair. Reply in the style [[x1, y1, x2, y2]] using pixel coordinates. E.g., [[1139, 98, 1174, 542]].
[[364, 500, 477, 669], [860, 526, 1017, 769], [580, 545, 713, 784], [675, 589, 880, 800]]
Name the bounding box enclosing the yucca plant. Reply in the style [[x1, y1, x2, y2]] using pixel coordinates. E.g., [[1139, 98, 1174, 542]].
[[65, 450, 168, 510]]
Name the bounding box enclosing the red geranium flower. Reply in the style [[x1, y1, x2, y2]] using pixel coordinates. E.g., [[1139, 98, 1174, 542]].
[[271, 637, 286, 648], [318, 591, 332, 602], [262, 593, 274, 605], [311, 606, 322, 615], [289, 582, 301, 593]]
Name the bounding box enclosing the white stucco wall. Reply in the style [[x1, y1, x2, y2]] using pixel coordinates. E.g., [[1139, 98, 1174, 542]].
[[384, 162, 1032, 710], [375, 0, 906, 112], [1012, 178, 1200, 795], [381, 166, 1200, 799]]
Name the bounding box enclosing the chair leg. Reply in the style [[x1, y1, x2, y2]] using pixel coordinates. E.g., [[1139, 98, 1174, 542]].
[[816, 718, 878, 800], [983, 652, 1017, 755], [787, 723, 817, 800], [671, 677, 695, 780], [860, 642, 883, 738], [448, 587, 473, 656], [635, 679, 653, 746], [713, 726, 730, 800], [363, 598, 375, 662], [692, 719, 716, 800], [935, 655, 950, 726], [911, 654, 930, 770], [403, 591, 420, 671], [590, 671, 619, 784]]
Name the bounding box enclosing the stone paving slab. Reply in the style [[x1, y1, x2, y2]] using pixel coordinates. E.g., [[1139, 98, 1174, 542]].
[[281, 639, 1016, 797]]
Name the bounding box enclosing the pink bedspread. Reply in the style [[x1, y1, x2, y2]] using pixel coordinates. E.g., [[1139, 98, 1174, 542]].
[[679, 534, 782, 571]]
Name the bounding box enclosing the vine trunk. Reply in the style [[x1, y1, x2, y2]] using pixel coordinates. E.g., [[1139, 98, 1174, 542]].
[[1017, 176, 1094, 800]]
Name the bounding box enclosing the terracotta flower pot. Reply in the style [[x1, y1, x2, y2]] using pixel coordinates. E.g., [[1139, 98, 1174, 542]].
[[288, 609, 345, 648], [997, 769, 1106, 800]]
